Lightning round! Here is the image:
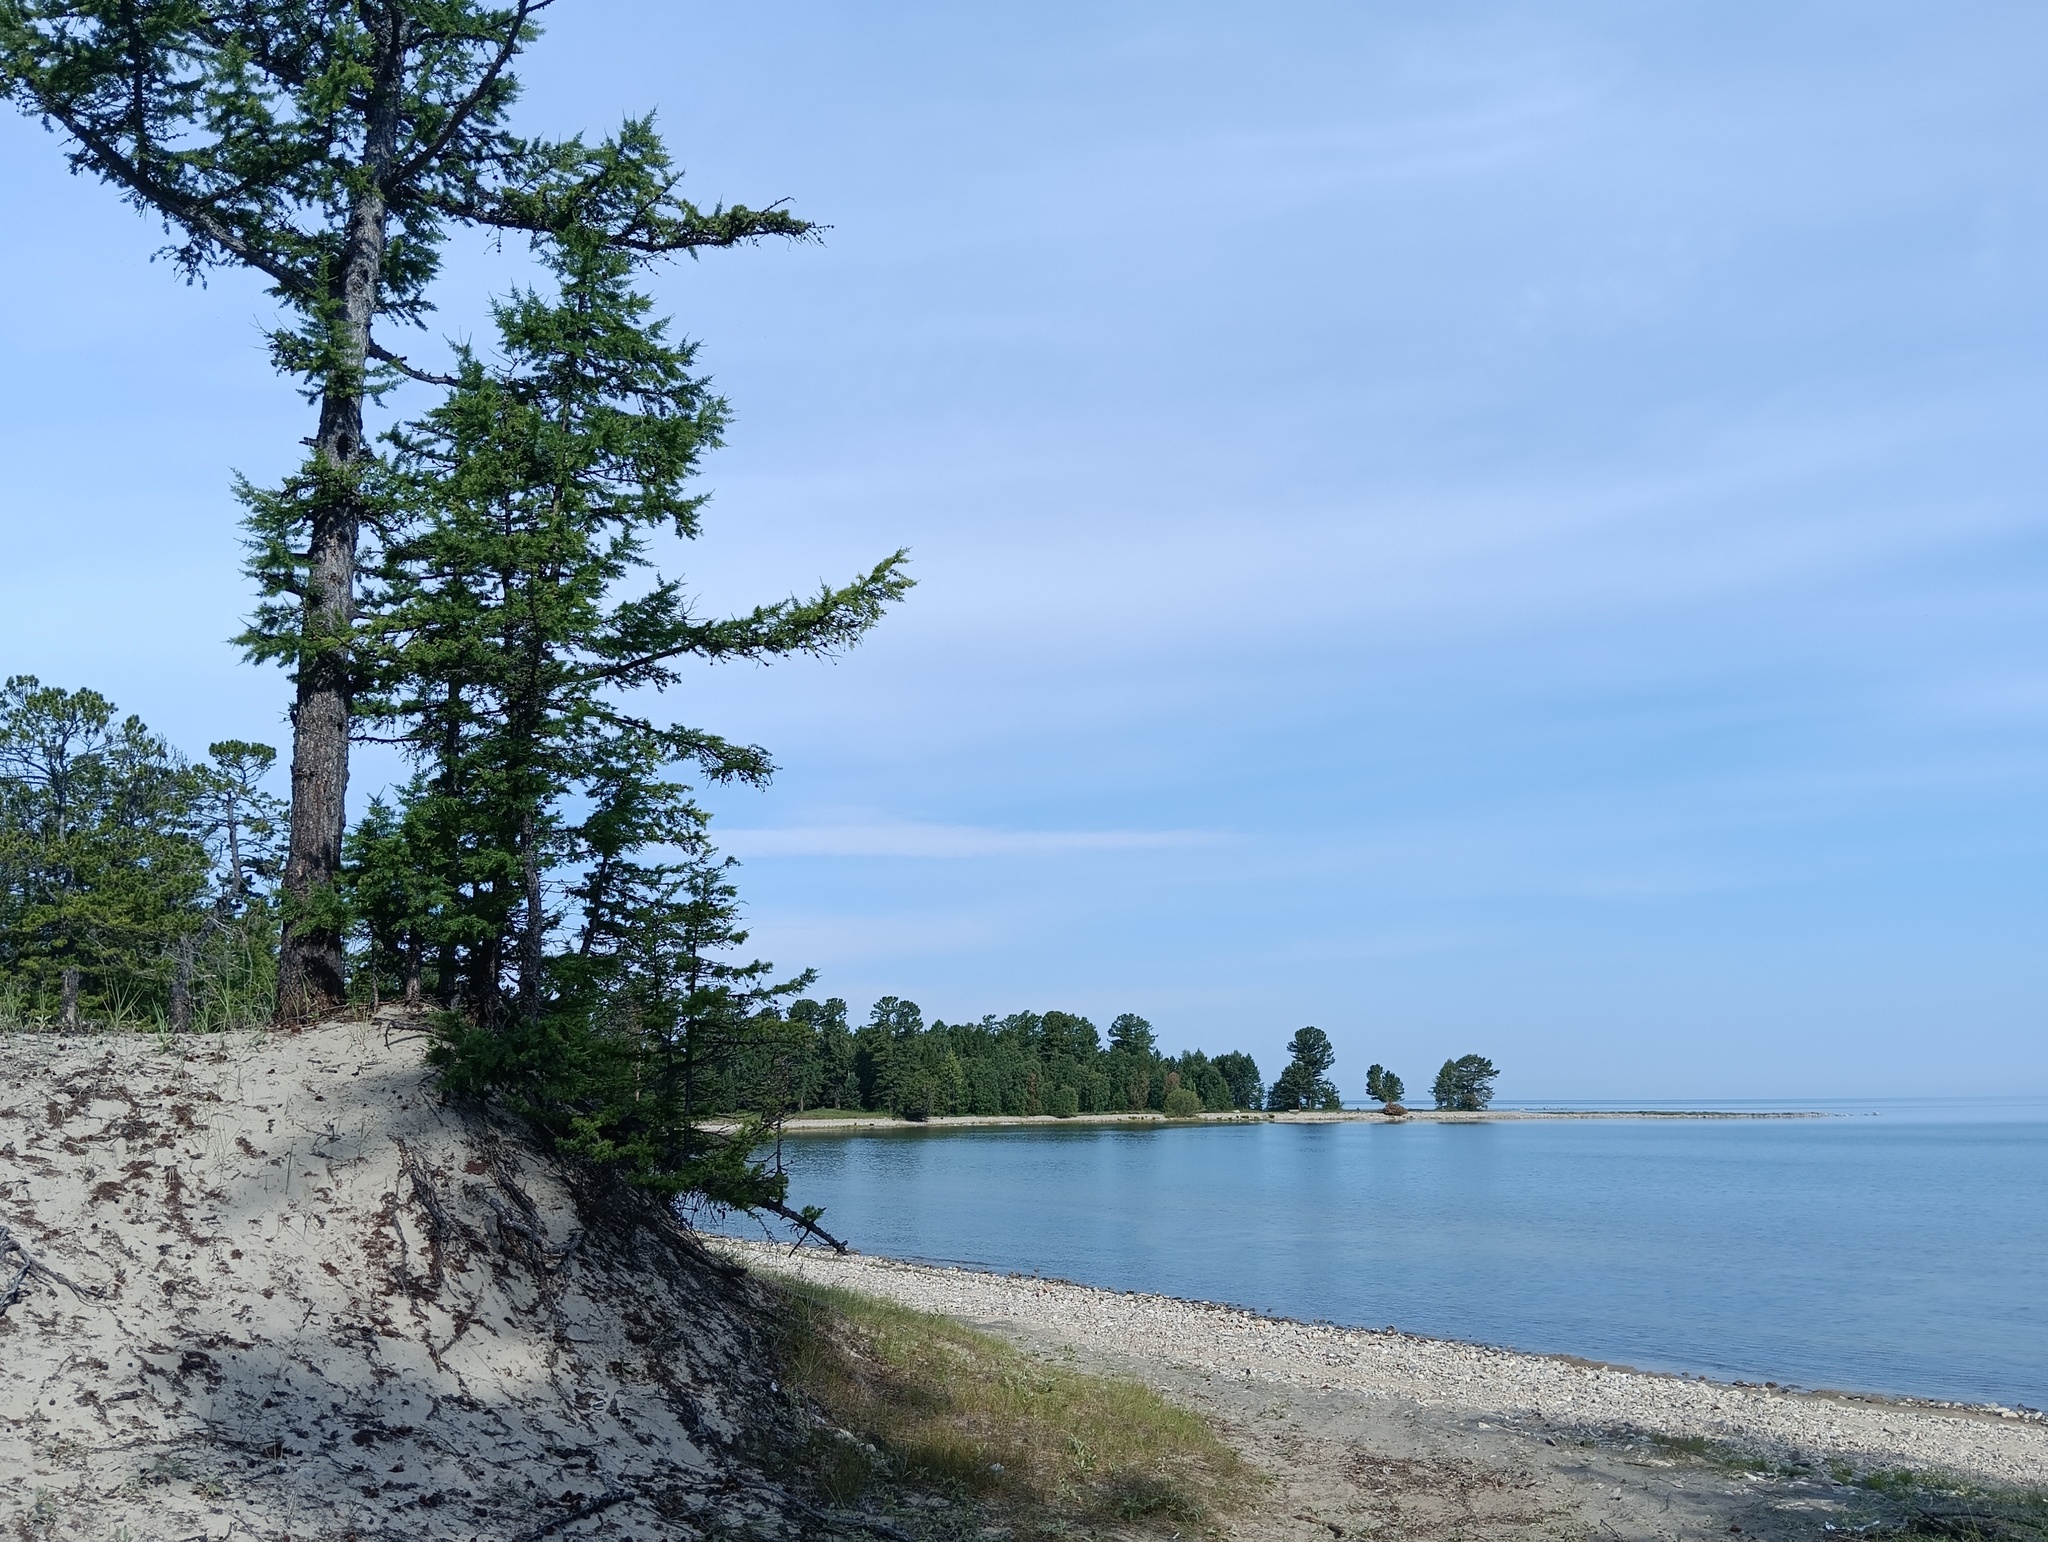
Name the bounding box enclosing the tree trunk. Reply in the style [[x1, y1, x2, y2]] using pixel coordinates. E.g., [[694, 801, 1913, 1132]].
[[169, 935, 196, 1033], [272, 460, 359, 1019], [517, 810, 544, 1022], [59, 969, 79, 1029], [403, 929, 423, 1008], [274, 15, 406, 1025], [434, 936, 457, 1010], [224, 796, 245, 907]]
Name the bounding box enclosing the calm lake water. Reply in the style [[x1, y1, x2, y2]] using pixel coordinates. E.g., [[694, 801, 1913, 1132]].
[[719, 1102, 2048, 1408]]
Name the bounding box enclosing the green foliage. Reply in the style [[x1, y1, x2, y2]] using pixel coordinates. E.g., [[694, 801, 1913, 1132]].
[[336, 212, 904, 1208], [1211, 1051, 1264, 1111], [0, 6, 813, 425], [1108, 1012, 1156, 1058], [1432, 1053, 1499, 1110], [789, 995, 856, 1110], [1365, 1062, 1406, 1106], [1162, 1086, 1202, 1118], [766, 1000, 1263, 1121], [434, 837, 812, 1210], [1268, 1025, 1341, 1110], [2, 0, 830, 1017], [0, 679, 280, 1028]]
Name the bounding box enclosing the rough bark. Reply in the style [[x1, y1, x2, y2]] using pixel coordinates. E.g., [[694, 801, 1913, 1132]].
[[169, 934, 196, 1033], [518, 809, 544, 1020], [274, 15, 404, 1023], [403, 928, 423, 1007]]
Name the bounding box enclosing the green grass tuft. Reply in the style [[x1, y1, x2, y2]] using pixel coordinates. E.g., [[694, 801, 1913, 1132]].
[[778, 1278, 1248, 1534]]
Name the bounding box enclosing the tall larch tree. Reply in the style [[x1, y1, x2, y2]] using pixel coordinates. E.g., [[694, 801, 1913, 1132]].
[[0, 1, 811, 1018]]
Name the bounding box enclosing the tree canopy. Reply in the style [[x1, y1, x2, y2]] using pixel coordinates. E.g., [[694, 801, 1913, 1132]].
[[1365, 1062, 1406, 1107], [0, 678, 278, 1027], [1268, 1026, 1341, 1111], [1432, 1054, 1499, 1111], [317, 211, 905, 1210], [747, 1000, 1264, 1123], [1, 0, 816, 1018]]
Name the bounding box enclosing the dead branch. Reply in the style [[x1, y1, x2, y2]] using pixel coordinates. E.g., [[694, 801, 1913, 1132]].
[[472, 1140, 586, 1275], [759, 1200, 849, 1254], [368, 339, 461, 387], [514, 1486, 631, 1542], [758, 1480, 912, 1540], [0, 1221, 94, 1316], [394, 1140, 456, 1291]]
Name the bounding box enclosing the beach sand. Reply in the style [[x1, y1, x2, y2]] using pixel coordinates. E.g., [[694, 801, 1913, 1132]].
[[0, 1024, 820, 1542], [5, 1016, 2032, 1542]]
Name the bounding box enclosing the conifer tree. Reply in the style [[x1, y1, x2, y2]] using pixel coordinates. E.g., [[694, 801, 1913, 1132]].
[[1432, 1054, 1499, 1111], [339, 195, 906, 1208], [1268, 1025, 1341, 1110], [1, 3, 812, 1018], [197, 741, 286, 910], [541, 829, 814, 1210], [0, 682, 283, 1026], [1212, 1050, 1264, 1111], [1108, 1011, 1158, 1058], [0, 678, 213, 1014], [1365, 1062, 1407, 1107]]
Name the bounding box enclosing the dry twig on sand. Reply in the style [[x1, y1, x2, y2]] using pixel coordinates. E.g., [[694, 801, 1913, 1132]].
[[0, 1220, 92, 1315]]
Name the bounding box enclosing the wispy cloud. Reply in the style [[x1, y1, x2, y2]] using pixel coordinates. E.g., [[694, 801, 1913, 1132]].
[[718, 821, 1228, 859]]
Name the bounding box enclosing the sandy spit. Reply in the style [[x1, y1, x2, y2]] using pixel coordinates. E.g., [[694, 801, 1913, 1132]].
[[765, 1107, 1823, 1134], [712, 1238, 2048, 1487]]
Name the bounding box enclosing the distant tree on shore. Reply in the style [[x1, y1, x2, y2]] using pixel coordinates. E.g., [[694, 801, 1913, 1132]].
[[789, 997, 856, 1110], [1365, 1064, 1406, 1107], [1432, 1054, 1498, 1110], [1213, 1051, 1264, 1111], [1108, 1013, 1158, 1058], [750, 999, 1267, 1120], [1268, 1027, 1341, 1111]]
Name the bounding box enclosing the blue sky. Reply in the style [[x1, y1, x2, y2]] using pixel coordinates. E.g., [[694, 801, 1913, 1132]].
[[3, 3, 2044, 1097]]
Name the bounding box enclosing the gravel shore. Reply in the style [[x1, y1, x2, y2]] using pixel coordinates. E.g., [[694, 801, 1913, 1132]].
[[714, 1238, 2048, 1488], [768, 1107, 1822, 1133]]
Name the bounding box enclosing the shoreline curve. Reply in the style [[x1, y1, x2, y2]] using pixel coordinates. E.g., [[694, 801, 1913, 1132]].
[[711, 1237, 2048, 1487]]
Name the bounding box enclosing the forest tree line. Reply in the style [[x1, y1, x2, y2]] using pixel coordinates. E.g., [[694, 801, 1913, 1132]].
[[767, 999, 1271, 1120], [724, 1010, 1499, 1120], [0, 678, 281, 1030]]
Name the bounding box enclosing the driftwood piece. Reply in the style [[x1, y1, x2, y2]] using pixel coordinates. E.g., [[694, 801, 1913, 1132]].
[[394, 1139, 458, 1292], [514, 1487, 633, 1541], [0, 1220, 94, 1316]]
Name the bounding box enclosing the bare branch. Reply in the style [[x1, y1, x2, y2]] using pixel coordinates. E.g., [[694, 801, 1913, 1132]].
[[759, 1200, 848, 1254], [369, 340, 460, 388], [514, 1489, 633, 1542]]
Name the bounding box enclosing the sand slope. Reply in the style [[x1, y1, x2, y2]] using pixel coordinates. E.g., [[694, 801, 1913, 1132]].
[[0, 1022, 820, 1542]]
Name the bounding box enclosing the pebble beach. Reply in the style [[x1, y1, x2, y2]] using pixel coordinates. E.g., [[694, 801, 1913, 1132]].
[[715, 1238, 2048, 1487]]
